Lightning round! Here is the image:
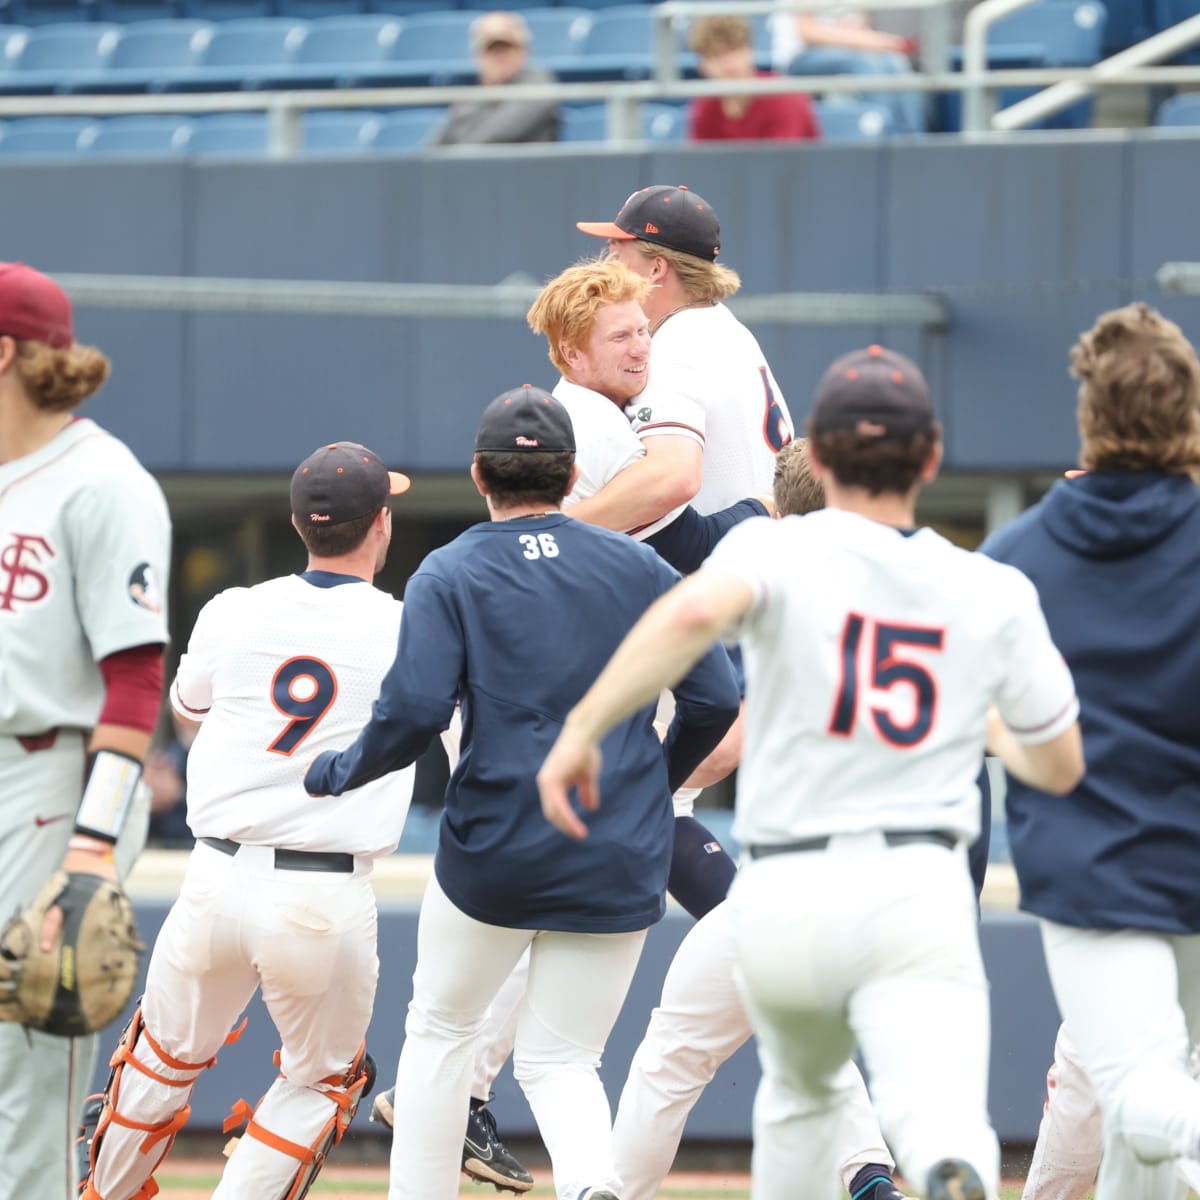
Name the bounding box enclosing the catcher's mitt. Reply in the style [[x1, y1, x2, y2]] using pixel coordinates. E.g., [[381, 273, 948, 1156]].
[[0, 870, 143, 1037]]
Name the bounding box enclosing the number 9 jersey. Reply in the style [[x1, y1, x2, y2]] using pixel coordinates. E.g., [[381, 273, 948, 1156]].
[[704, 509, 1079, 847], [171, 573, 412, 857]]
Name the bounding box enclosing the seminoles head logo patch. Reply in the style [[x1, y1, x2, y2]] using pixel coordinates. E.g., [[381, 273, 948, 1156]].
[[128, 562, 162, 613], [637, 407, 652, 423]]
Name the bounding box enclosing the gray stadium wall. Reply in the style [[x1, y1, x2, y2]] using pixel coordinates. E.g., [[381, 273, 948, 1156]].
[[95, 902, 1059, 1145], [4, 130, 1199, 477]]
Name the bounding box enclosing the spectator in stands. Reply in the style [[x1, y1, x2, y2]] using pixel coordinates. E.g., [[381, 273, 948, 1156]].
[[430, 10, 559, 146], [770, 5, 918, 65], [687, 15, 821, 141], [143, 714, 195, 849]]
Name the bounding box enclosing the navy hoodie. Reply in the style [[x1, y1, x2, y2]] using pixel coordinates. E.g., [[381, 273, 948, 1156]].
[[981, 470, 1200, 933]]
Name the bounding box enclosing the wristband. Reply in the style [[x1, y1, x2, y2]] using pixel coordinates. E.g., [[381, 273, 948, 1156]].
[[67, 835, 116, 862], [74, 749, 143, 845]]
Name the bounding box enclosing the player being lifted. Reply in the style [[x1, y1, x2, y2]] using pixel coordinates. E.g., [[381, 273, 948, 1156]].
[[538, 344, 1084, 1200], [0, 262, 171, 1200], [80, 442, 415, 1200]]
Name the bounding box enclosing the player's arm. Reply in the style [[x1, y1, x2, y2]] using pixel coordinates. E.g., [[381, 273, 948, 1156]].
[[538, 568, 751, 839], [986, 710, 1083, 795], [566, 434, 703, 533], [305, 571, 462, 796], [643, 497, 771, 574]]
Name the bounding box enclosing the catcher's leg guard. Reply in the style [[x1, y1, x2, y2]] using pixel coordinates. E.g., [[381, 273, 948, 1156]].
[[222, 1043, 375, 1200], [84, 1006, 242, 1196]]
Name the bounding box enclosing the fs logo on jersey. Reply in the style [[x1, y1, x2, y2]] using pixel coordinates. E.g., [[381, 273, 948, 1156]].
[[128, 562, 163, 613], [0, 532, 54, 613]]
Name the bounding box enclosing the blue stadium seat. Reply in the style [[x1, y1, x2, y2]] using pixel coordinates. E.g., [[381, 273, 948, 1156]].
[[158, 17, 308, 89], [1101, 0, 1152, 52], [0, 114, 92, 153], [813, 98, 894, 140], [350, 11, 473, 85], [180, 0, 273, 19], [520, 7, 591, 56], [66, 19, 213, 91], [185, 110, 266, 153], [788, 45, 926, 133], [3, 0, 95, 25], [254, 13, 401, 85], [1153, 0, 1200, 61], [302, 107, 381, 152], [551, 5, 656, 81], [0, 23, 27, 70], [276, 0, 368, 16], [561, 99, 685, 141], [371, 104, 444, 148], [94, 0, 181, 20], [77, 112, 192, 153], [1, 20, 119, 91], [1156, 92, 1200, 123], [367, 0, 455, 16]]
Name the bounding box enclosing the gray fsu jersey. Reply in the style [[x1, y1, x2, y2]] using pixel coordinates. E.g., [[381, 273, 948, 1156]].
[[0, 417, 171, 736]]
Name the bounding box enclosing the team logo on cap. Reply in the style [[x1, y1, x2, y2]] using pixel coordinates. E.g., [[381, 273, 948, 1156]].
[[128, 562, 162, 613]]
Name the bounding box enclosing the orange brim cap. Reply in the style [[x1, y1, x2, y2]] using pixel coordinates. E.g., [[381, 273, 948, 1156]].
[[576, 221, 636, 240], [388, 471, 412, 496]]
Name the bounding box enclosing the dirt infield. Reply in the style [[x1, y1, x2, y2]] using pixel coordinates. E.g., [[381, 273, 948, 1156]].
[[151, 1162, 1047, 1197]]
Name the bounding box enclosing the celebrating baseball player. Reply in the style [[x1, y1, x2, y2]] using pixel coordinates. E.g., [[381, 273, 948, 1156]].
[[538, 345, 1085, 1200], [79, 442, 414, 1200], [0, 262, 171, 1200], [610, 441, 917, 1200], [982, 303, 1200, 1200], [305, 386, 741, 1200]]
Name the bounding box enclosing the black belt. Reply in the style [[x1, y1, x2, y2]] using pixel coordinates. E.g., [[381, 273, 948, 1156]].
[[200, 836, 355, 874], [747, 830, 958, 859]]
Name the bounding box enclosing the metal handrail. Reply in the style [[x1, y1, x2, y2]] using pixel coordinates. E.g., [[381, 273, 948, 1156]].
[[961, 0, 1040, 133], [52, 272, 951, 329], [992, 13, 1200, 129]]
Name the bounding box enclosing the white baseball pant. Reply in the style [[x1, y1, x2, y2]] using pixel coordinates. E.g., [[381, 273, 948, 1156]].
[[0, 731, 147, 1200], [612, 899, 894, 1200], [728, 834, 1000, 1200], [471, 949, 529, 1102], [1021, 1023, 1103, 1200], [387, 873, 646, 1200], [88, 839, 379, 1200], [1039, 920, 1200, 1200]]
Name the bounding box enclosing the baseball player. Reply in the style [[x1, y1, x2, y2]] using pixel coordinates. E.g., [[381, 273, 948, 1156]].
[[0, 262, 171, 1200], [538, 345, 1084, 1200], [981, 302, 1200, 1200], [609, 441, 916, 1200], [305, 386, 741, 1200], [80, 442, 414, 1200]]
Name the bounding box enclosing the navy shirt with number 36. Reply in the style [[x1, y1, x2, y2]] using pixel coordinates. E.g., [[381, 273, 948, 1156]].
[[306, 513, 740, 933]]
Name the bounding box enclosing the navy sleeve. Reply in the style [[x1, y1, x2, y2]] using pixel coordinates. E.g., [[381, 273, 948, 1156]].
[[643, 498, 769, 575], [304, 570, 465, 796], [663, 641, 741, 791]]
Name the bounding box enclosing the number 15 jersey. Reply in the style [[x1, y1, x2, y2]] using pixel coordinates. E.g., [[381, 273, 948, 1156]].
[[171, 572, 413, 857], [705, 510, 1079, 847]]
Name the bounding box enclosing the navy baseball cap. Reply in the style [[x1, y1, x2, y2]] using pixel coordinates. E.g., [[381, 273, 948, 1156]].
[[577, 185, 721, 263], [291, 441, 411, 526], [475, 384, 576, 454], [809, 345, 935, 439], [0, 262, 73, 349]]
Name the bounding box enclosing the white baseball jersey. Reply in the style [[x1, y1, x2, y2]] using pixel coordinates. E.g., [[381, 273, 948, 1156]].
[[627, 304, 794, 515], [705, 510, 1078, 846], [553, 377, 683, 540], [0, 417, 171, 736], [171, 574, 413, 857]]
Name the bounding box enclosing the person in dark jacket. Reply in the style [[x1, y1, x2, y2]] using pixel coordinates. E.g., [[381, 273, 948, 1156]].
[[981, 301, 1200, 1200], [429, 10, 559, 146]]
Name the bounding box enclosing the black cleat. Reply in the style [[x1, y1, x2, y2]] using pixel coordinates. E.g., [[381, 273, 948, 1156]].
[[462, 1101, 535, 1194], [369, 1087, 534, 1195], [926, 1157, 986, 1200], [75, 1094, 104, 1193], [578, 1191, 621, 1200]]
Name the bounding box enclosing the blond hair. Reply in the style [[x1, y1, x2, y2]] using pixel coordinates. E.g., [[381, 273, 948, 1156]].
[[625, 239, 740, 303], [689, 14, 753, 57], [1072, 302, 1200, 474], [11, 339, 110, 413], [772, 438, 825, 516], [527, 258, 652, 376]]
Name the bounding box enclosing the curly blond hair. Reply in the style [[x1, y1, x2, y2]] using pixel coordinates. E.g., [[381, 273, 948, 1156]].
[[624, 239, 741, 303], [9, 339, 110, 412]]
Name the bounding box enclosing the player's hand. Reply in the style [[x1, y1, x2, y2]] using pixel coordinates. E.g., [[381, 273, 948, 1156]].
[[537, 727, 603, 841], [44, 840, 117, 951]]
